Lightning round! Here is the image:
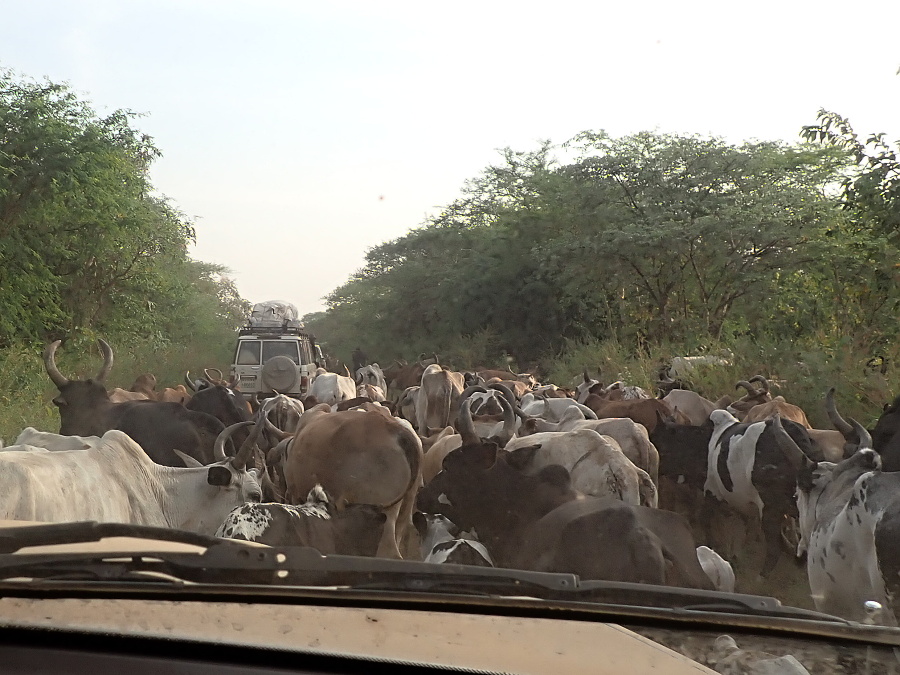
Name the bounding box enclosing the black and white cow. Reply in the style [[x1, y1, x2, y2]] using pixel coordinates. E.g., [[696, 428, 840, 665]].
[[705, 409, 819, 576], [412, 512, 494, 567], [772, 415, 900, 625], [216, 485, 387, 556]]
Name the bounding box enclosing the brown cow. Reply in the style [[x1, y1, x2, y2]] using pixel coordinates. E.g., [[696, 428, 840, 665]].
[[582, 395, 674, 434], [284, 408, 423, 559], [742, 396, 811, 428]]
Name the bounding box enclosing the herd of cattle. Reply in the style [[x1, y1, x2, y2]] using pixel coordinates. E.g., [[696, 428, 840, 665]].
[[2, 342, 900, 627]]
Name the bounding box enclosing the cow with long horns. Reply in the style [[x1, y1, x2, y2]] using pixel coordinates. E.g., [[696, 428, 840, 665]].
[[43, 339, 229, 467]]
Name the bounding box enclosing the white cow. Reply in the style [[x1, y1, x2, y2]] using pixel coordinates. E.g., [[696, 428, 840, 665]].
[[308, 372, 357, 406], [0, 429, 261, 535], [518, 410, 660, 485], [696, 545, 736, 593], [356, 364, 388, 395], [505, 429, 657, 508]]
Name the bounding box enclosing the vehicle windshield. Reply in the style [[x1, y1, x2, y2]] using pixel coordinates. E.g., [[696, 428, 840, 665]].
[[3, 3, 900, 671]]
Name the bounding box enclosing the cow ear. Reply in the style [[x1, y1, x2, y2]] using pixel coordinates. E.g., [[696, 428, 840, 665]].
[[207, 465, 233, 486], [797, 463, 816, 492], [506, 444, 542, 471]]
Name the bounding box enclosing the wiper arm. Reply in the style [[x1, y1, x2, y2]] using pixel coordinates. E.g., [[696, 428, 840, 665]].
[[0, 521, 852, 625]]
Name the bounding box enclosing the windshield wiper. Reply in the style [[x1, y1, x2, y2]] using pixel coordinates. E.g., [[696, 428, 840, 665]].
[[0, 521, 862, 626]]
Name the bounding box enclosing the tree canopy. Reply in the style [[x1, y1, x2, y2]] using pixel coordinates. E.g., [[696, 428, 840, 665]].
[[308, 125, 896, 368], [0, 69, 248, 349]]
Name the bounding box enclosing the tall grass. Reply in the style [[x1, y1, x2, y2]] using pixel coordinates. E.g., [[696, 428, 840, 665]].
[[542, 334, 897, 429]]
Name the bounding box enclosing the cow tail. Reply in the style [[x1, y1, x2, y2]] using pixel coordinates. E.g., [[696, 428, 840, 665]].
[[383, 427, 423, 509]]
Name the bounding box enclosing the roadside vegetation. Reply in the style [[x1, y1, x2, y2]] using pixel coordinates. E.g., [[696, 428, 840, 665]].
[[0, 69, 245, 440], [306, 113, 900, 424]]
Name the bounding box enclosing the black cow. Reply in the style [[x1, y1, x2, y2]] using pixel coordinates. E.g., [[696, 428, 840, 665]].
[[44, 339, 227, 467], [873, 394, 900, 471]]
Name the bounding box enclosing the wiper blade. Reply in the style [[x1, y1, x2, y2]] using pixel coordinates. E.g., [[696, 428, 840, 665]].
[[0, 521, 852, 625]]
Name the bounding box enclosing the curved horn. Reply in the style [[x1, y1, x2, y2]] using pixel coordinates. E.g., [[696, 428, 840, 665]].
[[582, 369, 591, 384], [487, 382, 517, 410], [749, 375, 770, 394], [184, 371, 198, 392], [603, 380, 623, 393], [95, 339, 114, 383], [574, 402, 599, 420], [735, 380, 756, 395], [457, 399, 479, 446], [771, 415, 813, 473], [43, 341, 70, 388], [494, 395, 516, 447], [213, 421, 254, 462], [232, 413, 266, 471], [204, 367, 224, 383], [824, 387, 854, 439], [457, 385, 488, 415], [849, 417, 873, 450]]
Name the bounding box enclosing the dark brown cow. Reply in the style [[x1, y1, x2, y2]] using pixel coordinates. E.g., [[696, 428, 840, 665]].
[[510, 497, 715, 589], [43, 340, 227, 467]]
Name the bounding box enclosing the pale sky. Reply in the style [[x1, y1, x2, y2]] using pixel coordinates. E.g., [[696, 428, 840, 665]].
[[4, 1, 900, 315]]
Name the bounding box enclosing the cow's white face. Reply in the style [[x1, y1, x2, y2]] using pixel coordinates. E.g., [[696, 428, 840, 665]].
[[795, 462, 836, 556]]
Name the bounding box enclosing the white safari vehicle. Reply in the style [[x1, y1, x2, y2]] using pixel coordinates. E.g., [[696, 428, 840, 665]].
[[230, 300, 323, 400]]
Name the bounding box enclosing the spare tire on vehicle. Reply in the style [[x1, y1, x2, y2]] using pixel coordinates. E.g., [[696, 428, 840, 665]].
[[262, 356, 298, 392]]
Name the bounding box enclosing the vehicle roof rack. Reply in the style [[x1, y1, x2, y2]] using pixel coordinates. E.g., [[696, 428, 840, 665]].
[[239, 325, 306, 337]]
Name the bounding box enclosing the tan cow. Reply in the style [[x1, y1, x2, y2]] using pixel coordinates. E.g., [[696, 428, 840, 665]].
[[741, 396, 812, 428], [417, 365, 465, 437], [284, 408, 423, 559]]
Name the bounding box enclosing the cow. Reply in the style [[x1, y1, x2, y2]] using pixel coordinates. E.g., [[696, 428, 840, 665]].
[[356, 383, 386, 402], [0, 423, 261, 534], [705, 409, 820, 576], [383, 355, 438, 399], [665, 353, 733, 379], [108, 388, 152, 403], [772, 415, 900, 625], [412, 512, 494, 566], [307, 371, 357, 407], [418, 402, 712, 588], [696, 545, 736, 593], [504, 429, 658, 508], [518, 410, 660, 486], [507, 497, 716, 589], [216, 485, 387, 556], [872, 392, 900, 471], [519, 396, 598, 422], [355, 364, 388, 395], [417, 364, 465, 437], [662, 390, 718, 426], [726, 376, 773, 420], [43, 340, 230, 467], [582, 395, 674, 434], [283, 407, 423, 559], [741, 396, 812, 429]]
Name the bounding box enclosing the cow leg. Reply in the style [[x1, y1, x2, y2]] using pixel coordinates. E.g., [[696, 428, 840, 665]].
[[760, 512, 783, 578], [376, 501, 403, 559]]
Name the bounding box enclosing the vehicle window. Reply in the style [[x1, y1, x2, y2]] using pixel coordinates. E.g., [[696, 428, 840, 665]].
[[262, 341, 300, 365], [235, 342, 261, 365]]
